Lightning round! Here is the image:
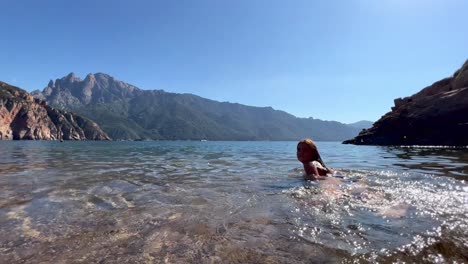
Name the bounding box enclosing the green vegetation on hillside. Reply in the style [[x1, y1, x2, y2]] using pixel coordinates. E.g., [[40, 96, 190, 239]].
[[34, 73, 361, 141]]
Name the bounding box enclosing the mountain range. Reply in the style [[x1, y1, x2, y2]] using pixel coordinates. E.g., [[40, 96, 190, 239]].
[[32, 73, 364, 141]]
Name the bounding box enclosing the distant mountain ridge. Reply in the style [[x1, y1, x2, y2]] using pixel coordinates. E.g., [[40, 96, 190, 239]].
[[0, 81, 110, 140], [33, 73, 361, 141], [347, 120, 373, 129]]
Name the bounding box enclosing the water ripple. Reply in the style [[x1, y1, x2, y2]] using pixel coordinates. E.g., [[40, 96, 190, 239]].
[[0, 141, 467, 263]]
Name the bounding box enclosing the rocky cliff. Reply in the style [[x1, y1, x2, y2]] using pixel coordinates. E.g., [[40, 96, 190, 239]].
[[0, 81, 111, 140], [343, 60, 468, 146]]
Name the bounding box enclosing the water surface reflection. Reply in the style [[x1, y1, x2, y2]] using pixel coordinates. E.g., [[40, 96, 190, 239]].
[[0, 141, 467, 263]]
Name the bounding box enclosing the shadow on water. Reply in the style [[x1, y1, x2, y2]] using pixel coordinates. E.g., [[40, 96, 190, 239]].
[[382, 146, 468, 180]]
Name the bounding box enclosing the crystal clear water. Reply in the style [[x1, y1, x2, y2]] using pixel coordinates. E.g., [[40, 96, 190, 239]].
[[0, 141, 467, 263]]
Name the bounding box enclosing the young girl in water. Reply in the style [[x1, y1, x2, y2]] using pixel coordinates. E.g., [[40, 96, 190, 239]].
[[297, 138, 333, 181]]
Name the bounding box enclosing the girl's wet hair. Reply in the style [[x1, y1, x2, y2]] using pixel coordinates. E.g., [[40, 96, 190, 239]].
[[298, 138, 327, 168]]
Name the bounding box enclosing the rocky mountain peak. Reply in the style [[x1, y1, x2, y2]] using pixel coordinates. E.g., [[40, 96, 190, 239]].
[[83, 73, 96, 85], [84, 73, 95, 79], [64, 72, 81, 83], [34, 72, 143, 108], [93, 72, 112, 79], [47, 79, 55, 88]]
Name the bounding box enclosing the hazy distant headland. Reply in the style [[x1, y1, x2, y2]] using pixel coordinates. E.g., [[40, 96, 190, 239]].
[[346, 120, 373, 130], [344, 59, 468, 146], [31, 73, 363, 141]]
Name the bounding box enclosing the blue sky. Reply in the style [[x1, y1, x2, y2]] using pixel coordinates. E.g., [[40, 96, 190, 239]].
[[1, 0, 467, 123]]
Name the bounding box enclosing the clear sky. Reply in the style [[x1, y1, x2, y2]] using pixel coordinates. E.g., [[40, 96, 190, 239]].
[[1, 0, 467, 123]]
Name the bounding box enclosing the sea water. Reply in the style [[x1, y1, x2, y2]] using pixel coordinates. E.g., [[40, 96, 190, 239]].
[[0, 141, 467, 263]]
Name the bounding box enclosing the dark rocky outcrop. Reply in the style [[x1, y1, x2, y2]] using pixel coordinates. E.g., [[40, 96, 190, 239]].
[[343, 60, 468, 146], [33, 73, 362, 141], [0, 81, 111, 140]]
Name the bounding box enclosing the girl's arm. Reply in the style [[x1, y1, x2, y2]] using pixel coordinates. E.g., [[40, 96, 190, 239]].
[[303, 162, 321, 180]]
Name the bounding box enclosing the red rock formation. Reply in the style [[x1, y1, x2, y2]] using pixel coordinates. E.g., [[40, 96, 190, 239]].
[[0, 81, 111, 140]]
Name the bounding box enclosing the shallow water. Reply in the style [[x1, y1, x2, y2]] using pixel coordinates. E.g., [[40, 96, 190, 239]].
[[0, 141, 467, 263]]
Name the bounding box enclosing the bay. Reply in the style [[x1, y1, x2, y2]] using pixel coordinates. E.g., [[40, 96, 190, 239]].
[[0, 141, 467, 263]]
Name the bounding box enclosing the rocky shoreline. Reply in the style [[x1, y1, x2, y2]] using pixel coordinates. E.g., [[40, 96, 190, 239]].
[[0, 81, 110, 140], [344, 60, 468, 146]]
